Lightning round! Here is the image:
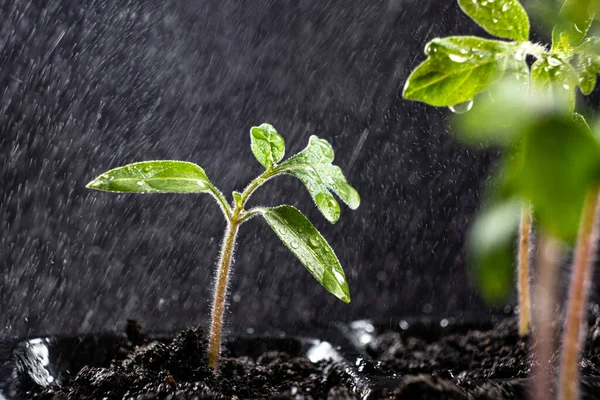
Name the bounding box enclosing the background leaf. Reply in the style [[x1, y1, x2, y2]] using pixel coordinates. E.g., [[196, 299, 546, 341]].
[[468, 197, 521, 303], [403, 36, 528, 107], [502, 114, 600, 242], [552, 0, 598, 51], [453, 79, 572, 146], [250, 123, 285, 169], [575, 37, 600, 94], [276, 136, 360, 223], [261, 205, 350, 303], [458, 0, 530, 41], [86, 160, 215, 193]]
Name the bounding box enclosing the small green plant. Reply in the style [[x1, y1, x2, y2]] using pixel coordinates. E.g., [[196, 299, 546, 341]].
[[403, 0, 600, 398], [86, 123, 360, 372]]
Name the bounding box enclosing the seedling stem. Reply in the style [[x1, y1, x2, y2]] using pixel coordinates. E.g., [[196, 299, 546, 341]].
[[559, 185, 600, 400], [518, 203, 532, 336], [531, 233, 561, 400]]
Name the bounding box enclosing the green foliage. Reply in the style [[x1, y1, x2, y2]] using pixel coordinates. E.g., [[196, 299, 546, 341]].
[[275, 136, 360, 223], [87, 125, 359, 303], [575, 37, 600, 94], [404, 0, 600, 301], [458, 0, 530, 41], [501, 114, 600, 242], [552, 0, 598, 52], [261, 205, 350, 303], [86, 161, 215, 194], [250, 123, 285, 169], [469, 197, 521, 302], [403, 36, 528, 107]]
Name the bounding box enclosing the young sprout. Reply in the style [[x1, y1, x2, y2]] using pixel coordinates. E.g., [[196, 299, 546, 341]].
[[86, 123, 360, 372], [403, 0, 600, 398]]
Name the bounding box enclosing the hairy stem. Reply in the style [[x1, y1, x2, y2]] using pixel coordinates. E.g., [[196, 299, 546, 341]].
[[559, 186, 600, 400], [518, 203, 532, 336], [210, 187, 233, 219], [207, 220, 240, 373], [531, 233, 561, 400]]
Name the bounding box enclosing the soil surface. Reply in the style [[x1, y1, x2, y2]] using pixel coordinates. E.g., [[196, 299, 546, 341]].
[[23, 321, 355, 400], [364, 312, 600, 399]]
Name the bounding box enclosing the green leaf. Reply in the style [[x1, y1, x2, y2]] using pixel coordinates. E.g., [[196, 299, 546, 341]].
[[552, 0, 598, 51], [468, 197, 521, 303], [261, 205, 350, 303], [502, 114, 600, 242], [250, 123, 285, 169], [232, 191, 243, 206], [531, 54, 578, 111], [453, 78, 572, 146], [86, 160, 215, 193], [458, 0, 530, 41], [403, 36, 528, 107], [575, 37, 600, 94], [276, 136, 360, 223]]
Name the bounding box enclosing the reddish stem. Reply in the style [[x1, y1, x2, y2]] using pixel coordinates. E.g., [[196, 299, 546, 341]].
[[559, 186, 600, 400], [518, 203, 532, 336], [207, 221, 240, 373], [531, 233, 561, 400]]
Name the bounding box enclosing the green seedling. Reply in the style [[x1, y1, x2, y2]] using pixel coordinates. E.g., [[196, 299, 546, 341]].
[[86, 123, 360, 372], [403, 0, 600, 398]]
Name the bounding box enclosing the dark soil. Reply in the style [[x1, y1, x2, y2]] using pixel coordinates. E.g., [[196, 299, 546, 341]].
[[363, 312, 600, 399], [23, 321, 355, 400]]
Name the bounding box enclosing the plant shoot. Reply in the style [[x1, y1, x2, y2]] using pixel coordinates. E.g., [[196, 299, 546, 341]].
[[86, 123, 360, 372]]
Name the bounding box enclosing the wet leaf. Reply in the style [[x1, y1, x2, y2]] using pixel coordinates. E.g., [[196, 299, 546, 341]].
[[86, 161, 215, 193], [575, 37, 600, 94], [250, 123, 285, 169], [469, 197, 521, 303], [276, 136, 360, 223], [261, 205, 350, 303], [403, 36, 528, 107], [552, 0, 598, 52], [531, 54, 579, 111], [458, 0, 530, 42]]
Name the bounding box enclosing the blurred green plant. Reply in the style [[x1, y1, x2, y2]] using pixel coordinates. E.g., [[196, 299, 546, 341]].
[[86, 123, 359, 373], [404, 0, 600, 398]]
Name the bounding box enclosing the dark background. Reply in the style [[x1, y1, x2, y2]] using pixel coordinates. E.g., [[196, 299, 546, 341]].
[[0, 0, 573, 338]]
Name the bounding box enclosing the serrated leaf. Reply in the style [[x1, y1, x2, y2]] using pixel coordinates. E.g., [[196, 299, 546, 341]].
[[261, 205, 350, 303], [531, 54, 578, 111], [276, 136, 360, 223], [250, 123, 285, 169], [552, 0, 598, 51], [86, 161, 215, 193], [502, 114, 600, 242], [575, 37, 600, 94], [469, 197, 521, 303], [458, 0, 530, 41], [403, 36, 528, 107]]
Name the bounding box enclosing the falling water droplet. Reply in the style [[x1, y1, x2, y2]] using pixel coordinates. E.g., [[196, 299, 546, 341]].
[[448, 100, 473, 114]]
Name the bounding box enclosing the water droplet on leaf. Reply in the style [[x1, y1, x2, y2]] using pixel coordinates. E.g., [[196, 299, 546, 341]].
[[291, 241, 299, 249], [448, 53, 469, 63], [448, 100, 473, 114]]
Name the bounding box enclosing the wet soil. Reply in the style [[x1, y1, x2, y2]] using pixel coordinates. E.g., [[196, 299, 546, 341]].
[[364, 313, 600, 399], [23, 321, 355, 400]]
